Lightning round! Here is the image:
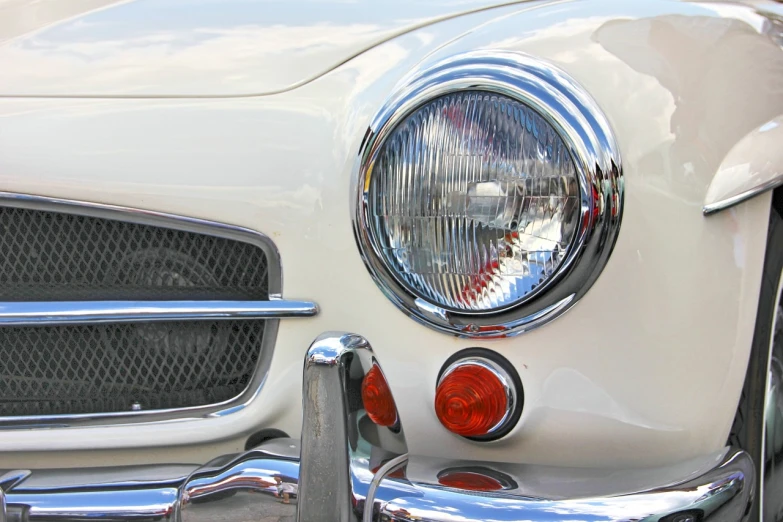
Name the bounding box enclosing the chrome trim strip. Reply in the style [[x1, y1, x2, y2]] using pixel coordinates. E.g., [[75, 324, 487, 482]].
[[0, 332, 757, 522], [0, 299, 317, 326], [757, 264, 783, 520], [0, 191, 284, 295], [352, 51, 623, 338], [9, 488, 181, 521], [704, 115, 783, 215], [0, 192, 316, 429], [703, 176, 783, 215]]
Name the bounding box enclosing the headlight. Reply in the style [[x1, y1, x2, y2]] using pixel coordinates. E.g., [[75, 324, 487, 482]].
[[368, 90, 579, 312], [354, 52, 622, 337]]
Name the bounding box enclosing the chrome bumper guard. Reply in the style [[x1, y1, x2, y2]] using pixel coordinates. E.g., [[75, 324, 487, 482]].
[[0, 332, 755, 521]]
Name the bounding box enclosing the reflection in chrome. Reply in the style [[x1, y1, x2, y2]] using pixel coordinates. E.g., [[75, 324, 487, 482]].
[[0, 332, 757, 521], [298, 332, 408, 521], [181, 451, 301, 522], [353, 52, 623, 338], [0, 470, 31, 491], [762, 282, 783, 522], [363, 454, 409, 522], [436, 466, 518, 491], [0, 299, 318, 326], [374, 449, 752, 522]]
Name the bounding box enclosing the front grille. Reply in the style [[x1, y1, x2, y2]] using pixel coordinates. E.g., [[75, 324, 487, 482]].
[[0, 205, 271, 418], [0, 320, 264, 416], [0, 206, 268, 301]]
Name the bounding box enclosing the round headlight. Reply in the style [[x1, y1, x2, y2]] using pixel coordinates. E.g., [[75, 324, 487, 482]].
[[354, 52, 622, 337], [368, 91, 579, 312]]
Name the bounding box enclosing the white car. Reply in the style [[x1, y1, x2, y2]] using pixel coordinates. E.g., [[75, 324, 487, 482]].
[[0, 0, 781, 520]]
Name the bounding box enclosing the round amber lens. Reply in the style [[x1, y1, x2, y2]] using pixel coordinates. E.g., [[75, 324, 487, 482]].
[[362, 364, 398, 427], [435, 364, 509, 437]]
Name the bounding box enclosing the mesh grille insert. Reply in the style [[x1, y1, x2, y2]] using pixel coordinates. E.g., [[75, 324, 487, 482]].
[[0, 205, 271, 418], [0, 206, 268, 301], [0, 320, 264, 416]]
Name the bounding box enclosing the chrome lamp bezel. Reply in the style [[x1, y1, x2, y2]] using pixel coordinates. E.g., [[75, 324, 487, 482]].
[[353, 51, 623, 338]]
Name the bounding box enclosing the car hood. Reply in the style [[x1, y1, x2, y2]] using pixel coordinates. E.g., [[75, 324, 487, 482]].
[[0, 0, 520, 97]]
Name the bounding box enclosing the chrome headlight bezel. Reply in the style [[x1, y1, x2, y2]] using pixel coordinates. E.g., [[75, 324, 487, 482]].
[[353, 51, 623, 338]]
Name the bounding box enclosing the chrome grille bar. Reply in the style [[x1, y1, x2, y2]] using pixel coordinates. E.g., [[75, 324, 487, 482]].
[[0, 299, 318, 326]]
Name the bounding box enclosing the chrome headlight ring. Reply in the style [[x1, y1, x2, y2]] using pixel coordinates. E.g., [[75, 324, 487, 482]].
[[353, 51, 623, 338]]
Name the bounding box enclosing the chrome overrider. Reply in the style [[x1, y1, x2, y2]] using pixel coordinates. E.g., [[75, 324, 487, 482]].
[[0, 332, 756, 521]]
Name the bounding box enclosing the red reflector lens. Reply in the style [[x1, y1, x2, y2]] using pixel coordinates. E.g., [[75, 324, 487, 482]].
[[437, 470, 504, 491], [362, 364, 398, 427], [435, 363, 508, 437]]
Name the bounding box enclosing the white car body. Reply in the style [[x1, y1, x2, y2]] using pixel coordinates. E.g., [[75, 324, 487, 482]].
[[0, 0, 781, 482]]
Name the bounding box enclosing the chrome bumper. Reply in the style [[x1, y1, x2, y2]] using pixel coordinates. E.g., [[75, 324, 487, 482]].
[[0, 332, 755, 522]]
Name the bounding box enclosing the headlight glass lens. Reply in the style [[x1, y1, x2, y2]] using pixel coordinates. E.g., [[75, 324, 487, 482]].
[[368, 91, 580, 312]]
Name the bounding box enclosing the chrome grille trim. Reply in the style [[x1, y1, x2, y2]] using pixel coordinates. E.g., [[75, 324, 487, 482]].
[[0, 191, 283, 296], [0, 192, 316, 428], [0, 299, 317, 326]]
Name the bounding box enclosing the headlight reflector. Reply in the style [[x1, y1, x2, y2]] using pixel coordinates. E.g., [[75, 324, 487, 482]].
[[368, 91, 579, 312]]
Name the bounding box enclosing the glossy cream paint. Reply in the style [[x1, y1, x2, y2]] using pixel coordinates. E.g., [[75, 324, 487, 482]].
[[0, 0, 779, 469], [705, 114, 783, 213], [0, 0, 532, 96]]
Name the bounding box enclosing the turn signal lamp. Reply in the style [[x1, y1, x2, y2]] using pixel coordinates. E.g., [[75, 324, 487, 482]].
[[362, 364, 398, 427], [435, 350, 522, 440]]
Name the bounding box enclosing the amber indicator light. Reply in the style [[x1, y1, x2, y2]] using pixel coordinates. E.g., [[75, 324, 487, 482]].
[[362, 364, 398, 427], [437, 470, 505, 491], [435, 363, 509, 437]]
